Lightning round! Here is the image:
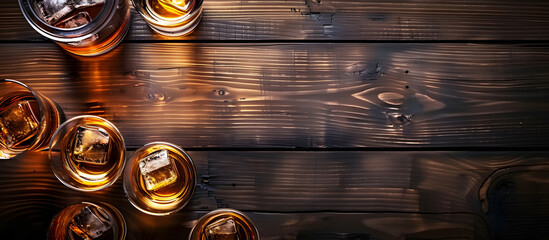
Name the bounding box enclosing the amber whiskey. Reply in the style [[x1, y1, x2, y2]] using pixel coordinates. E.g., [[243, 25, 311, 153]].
[[61, 124, 123, 184], [132, 0, 203, 36], [0, 93, 40, 151], [124, 142, 196, 215], [50, 116, 125, 191], [0, 79, 63, 159], [59, 1, 130, 56]]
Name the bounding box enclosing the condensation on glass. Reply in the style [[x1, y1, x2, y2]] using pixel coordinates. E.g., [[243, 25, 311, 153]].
[[189, 208, 260, 240], [123, 142, 196, 215], [19, 0, 130, 56], [132, 0, 203, 36], [0, 79, 64, 159], [48, 202, 126, 240], [49, 115, 126, 191]]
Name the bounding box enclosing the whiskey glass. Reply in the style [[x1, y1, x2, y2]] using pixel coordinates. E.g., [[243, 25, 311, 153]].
[[48, 202, 126, 240], [49, 115, 126, 191], [131, 0, 203, 36], [189, 208, 260, 240], [123, 142, 196, 215], [0, 79, 64, 159], [19, 0, 131, 56]]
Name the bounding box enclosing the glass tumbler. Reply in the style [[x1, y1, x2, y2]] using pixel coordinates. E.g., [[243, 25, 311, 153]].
[[123, 142, 196, 215], [0, 79, 64, 159], [189, 208, 260, 240], [49, 115, 126, 191], [132, 0, 203, 36], [48, 202, 126, 240], [19, 0, 131, 56]]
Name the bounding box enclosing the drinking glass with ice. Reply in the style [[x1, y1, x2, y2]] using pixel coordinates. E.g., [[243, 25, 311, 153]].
[[19, 0, 130, 56], [0, 79, 63, 159], [49, 115, 126, 191]]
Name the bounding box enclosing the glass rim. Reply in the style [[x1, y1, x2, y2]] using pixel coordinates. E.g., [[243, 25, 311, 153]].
[[131, 0, 203, 25], [18, 0, 118, 42], [49, 115, 126, 192], [48, 201, 127, 240], [123, 141, 197, 216]]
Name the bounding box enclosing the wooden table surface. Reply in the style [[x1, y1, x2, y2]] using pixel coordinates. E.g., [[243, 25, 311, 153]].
[[1, 0, 549, 239]]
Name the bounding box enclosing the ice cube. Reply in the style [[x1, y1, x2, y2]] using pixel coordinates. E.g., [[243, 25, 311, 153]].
[[55, 11, 91, 28], [159, 0, 192, 13], [69, 206, 111, 240], [138, 149, 178, 191], [37, 0, 104, 25], [205, 218, 239, 240], [72, 126, 110, 165], [148, 0, 191, 19], [0, 101, 39, 148]]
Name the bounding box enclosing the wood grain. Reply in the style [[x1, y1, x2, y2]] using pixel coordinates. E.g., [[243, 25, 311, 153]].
[[2, 0, 548, 239], [0, 43, 548, 148], [2, 0, 549, 41], [1, 151, 548, 239], [479, 164, 549, 239]]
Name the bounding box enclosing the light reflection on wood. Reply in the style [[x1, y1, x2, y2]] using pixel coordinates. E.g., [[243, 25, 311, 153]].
[[0, 43, 548, 148]]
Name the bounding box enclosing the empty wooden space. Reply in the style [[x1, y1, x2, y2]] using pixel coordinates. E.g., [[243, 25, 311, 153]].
[[0, 43, 548, 148], [0, 0, 548, 239], [2, 151, 548, 239]]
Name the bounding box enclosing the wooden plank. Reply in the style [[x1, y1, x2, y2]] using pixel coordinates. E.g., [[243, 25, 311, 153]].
[[479, 165, 549, 239], [0, 151, 547, 238], [1, 43, 548, 148], [3, 0, 549, 41]]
